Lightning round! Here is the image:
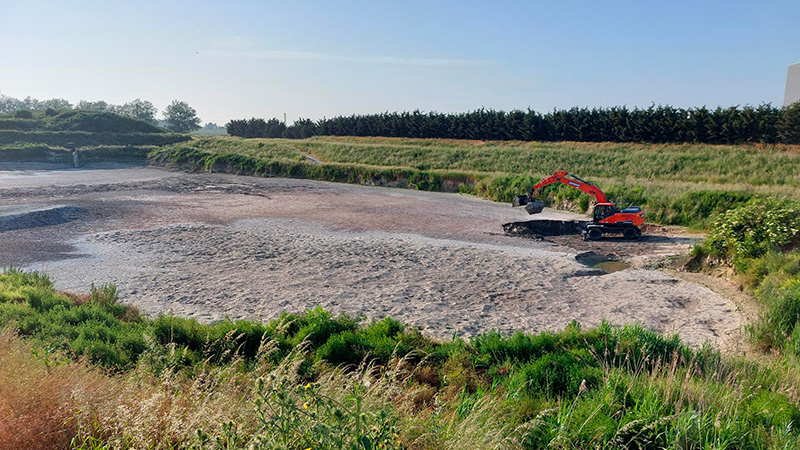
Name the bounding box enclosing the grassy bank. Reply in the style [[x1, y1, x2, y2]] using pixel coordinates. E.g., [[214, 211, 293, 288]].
[[3, 267, 800, 449], [150, 136, 800, 228]]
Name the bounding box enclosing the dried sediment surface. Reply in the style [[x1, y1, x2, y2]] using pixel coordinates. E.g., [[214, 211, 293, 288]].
[[1, 163, 744, 348]]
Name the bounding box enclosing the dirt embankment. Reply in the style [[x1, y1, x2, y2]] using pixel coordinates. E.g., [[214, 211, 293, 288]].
[[1, 164, 746, 349]]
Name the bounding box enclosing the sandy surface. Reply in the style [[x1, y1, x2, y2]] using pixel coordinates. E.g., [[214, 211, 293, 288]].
[[0, 163, 745, 348]]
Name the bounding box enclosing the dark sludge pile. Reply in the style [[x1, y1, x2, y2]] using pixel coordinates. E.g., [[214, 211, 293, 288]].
[[502, 219, 589, 240], [0, 206, 88, 232]]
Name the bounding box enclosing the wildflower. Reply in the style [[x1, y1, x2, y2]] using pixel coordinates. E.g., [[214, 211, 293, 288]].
[[303, 402, 309, 409], [305, 382, 311, 389]]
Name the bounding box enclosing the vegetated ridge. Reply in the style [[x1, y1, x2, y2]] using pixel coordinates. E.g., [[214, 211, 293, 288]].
[[0, 109, 190, 163]]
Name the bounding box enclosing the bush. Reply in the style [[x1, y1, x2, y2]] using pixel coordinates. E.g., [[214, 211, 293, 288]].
[[704, 198, 800, 261], [0, 118, 41, 131]]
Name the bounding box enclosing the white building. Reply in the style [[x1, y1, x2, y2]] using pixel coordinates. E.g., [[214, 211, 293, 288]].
[[786, 63, 800, 106]]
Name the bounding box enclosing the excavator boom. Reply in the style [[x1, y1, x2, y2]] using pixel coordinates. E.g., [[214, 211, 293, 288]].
[[512, 171, 608, 214], [529, 171, 608, 203]]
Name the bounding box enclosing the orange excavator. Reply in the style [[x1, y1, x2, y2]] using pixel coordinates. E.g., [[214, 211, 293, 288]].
[[512, 171, 644, 240]]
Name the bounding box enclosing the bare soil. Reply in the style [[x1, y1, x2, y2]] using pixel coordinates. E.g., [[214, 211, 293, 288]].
[[0, 163, 747, 349]]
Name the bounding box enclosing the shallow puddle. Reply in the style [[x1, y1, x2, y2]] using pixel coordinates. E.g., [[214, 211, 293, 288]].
[[574, 251, 631, 274], [590, 260, 630, 273]]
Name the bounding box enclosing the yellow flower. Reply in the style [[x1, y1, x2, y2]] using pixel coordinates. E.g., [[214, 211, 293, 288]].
[[305, 383, 311, 389], [303, 402, 309, 409]]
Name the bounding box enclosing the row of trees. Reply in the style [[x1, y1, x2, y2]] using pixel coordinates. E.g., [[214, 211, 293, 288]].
[[228, 103, 800, 144], [225, 117, 317, 139], [0, 95, 202, 133]]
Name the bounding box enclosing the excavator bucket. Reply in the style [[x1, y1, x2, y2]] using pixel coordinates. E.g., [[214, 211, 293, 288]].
[[512, 195, 545, 214], [525, 201, 545, 214]]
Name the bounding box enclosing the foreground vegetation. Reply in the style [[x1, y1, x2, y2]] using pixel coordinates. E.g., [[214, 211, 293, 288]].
[[4, 267, 800, 449], [150, 136, 800, 229]]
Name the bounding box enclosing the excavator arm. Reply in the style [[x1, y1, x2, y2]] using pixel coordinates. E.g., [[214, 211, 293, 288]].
[[528, 171, 608, 203], [512, 171, 609, 214]]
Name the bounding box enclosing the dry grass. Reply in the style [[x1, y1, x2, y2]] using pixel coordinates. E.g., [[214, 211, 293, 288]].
[[0, 328, 110, 450], [0, 327, 252, 450]]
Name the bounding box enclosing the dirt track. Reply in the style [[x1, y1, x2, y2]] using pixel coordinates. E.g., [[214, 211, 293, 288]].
[[0, 163, 744, 348]]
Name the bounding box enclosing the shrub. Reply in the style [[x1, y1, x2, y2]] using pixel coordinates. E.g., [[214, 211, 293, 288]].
[[705, 198, 800, 261]]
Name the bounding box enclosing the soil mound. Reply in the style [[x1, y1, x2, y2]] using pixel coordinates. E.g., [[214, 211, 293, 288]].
[[0, 206, 87, 232], [503, 219, 589, 238]]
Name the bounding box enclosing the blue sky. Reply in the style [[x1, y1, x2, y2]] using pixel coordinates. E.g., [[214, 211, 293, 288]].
[[1, 1, 799, 124]]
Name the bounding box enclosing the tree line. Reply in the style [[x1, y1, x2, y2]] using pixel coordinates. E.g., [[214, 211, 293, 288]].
[[0, 95, 202, 133], [228, 103, 800, 144], [225, 117, 318, 139]]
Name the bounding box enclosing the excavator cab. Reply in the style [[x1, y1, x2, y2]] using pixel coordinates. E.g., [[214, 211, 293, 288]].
[[592, 203, 616, 222]]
